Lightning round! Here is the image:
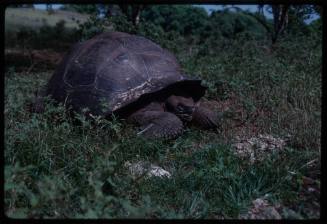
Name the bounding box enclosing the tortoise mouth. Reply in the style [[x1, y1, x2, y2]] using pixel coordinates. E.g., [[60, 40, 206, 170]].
[[174, 106, 195, 122], [177, 113, 193, 122]]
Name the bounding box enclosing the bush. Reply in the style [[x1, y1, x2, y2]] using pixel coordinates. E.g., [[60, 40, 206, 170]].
[[77, 15, 113, 41]]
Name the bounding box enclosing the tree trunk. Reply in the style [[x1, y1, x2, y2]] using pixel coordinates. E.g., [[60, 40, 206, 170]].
[[131, 5, 143, 26], [257, 4, 264, 16], [272, 5, 289, 44], [118, 4, 144, 26]]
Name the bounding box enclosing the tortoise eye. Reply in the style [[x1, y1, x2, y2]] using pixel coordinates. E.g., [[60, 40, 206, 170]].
[[114, 53, 129, 63], [176, 105, 184, 112]]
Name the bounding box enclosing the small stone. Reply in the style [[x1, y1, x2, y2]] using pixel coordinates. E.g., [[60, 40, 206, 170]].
[[233, 134, 286, 163], [308, 187, 316, 192], [253, 198, 268, 208], [240, 197, 282, 219], [125, 161, 171, 179]]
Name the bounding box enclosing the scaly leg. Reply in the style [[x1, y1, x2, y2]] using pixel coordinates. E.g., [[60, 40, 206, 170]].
[[128, 103, 183, 139], [191, 106, 218, 129]]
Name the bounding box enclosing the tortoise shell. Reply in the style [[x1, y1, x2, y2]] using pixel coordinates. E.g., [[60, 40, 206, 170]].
[[46, 32, 206, 116]]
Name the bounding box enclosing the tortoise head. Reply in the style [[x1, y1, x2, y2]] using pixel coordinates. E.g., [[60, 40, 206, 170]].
[[165, 95, 195, 122]]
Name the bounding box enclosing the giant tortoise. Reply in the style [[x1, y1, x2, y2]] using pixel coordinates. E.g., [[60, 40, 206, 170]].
[[34, 32, 218, 139]]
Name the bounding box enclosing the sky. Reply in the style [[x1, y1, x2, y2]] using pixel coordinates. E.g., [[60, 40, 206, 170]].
[[34, 4, 62, 10], [34, 4, 318, 23]]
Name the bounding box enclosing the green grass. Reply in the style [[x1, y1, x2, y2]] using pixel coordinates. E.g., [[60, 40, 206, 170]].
[[5, 8, 88, 51], [5, 8, 89, 31], [4, 28, 321, 219]]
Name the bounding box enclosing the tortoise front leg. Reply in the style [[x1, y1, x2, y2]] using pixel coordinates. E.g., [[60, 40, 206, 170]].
[[191, 106, 218, 129], [128, 110, 183, 139]]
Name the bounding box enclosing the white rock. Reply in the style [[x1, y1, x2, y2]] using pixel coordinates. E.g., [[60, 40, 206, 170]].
[[232, 134, 287, 163], [124, 161, 171, 179]]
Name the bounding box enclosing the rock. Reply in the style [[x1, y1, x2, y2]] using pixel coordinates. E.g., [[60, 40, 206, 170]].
[[239, 197, 282, 219], [124, 161, 172, 179], [232, 134, 286, 163]]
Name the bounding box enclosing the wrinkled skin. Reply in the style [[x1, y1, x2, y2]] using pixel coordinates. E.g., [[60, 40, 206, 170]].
[[165, 95, 195, 122], [127, 95, 218, 139]]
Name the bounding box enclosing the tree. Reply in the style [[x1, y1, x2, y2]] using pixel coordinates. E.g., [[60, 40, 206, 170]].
[[257, 4, 264, 16], [246, 5, 289, 44], [141, 5, 208, 36], [46, 4, 54, 14], [118, 4, 145, 26], [207, 10, 267, 40], [252, 4, 320, 44], [314, 5, 322, 17], [271, 5, 289, 43]]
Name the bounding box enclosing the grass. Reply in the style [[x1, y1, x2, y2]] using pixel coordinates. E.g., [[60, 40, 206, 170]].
[[5, 8, 89, 32], [4, 25, 321, 218], [5, 8, 85, 62]]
